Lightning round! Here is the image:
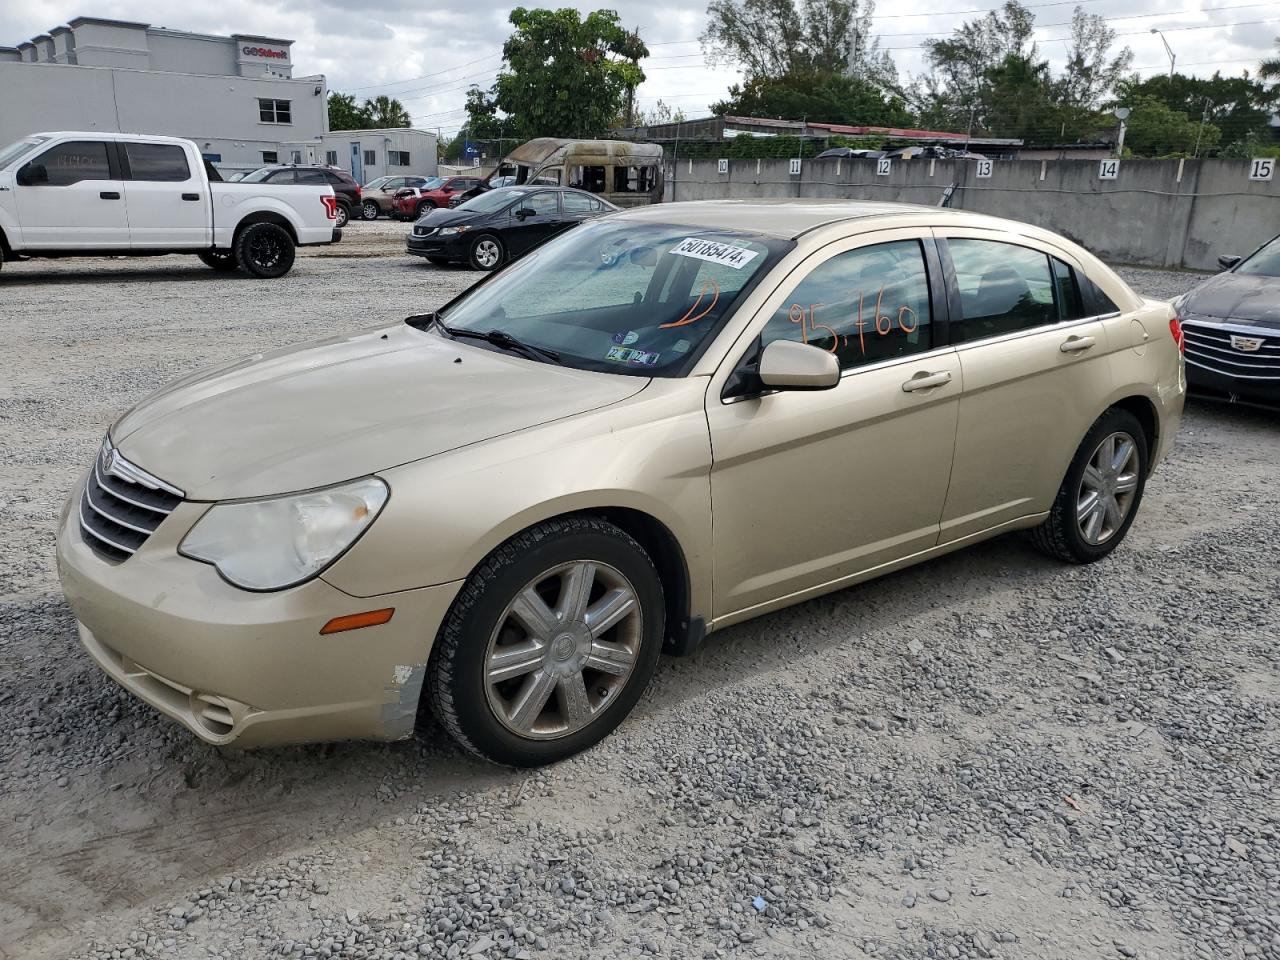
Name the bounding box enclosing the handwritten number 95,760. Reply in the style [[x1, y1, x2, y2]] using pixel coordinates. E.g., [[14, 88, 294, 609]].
[[787, 286, 917, 355]]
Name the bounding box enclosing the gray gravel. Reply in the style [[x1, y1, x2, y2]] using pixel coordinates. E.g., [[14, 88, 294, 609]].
[[1, 235, 1277, 960]]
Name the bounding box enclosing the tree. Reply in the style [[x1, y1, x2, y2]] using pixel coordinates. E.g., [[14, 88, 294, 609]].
[[1121, 96, 1220, 156], [1055, 9, 1133, 108], [492, 7, 647, 140], [1114, 72, 1274, 151], [640, 99, 687, 126], [328, 93, 369, 131], [1261, 36, 1280, 87], [701, 0, 896, 90], [361, 95, 411, 128], [463, 86, 504, 141], [920, 0, 1036, 107], [713, 70, 912, 126]]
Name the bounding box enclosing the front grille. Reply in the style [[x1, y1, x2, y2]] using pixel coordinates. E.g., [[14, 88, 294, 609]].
[[79, 440, 184, 563], [1182, 321, 1280, 382], [413, 225, 436, 237]]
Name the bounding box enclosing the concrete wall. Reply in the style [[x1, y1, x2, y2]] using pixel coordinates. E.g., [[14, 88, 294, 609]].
[[664, 156, 1280, 270], [0, 60, 327, 170]]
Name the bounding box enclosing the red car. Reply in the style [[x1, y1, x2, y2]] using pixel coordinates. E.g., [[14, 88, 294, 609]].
[[391, 175, 484, 220]]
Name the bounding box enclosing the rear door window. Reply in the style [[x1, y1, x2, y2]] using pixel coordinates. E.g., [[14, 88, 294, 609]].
[[124, 143, 191, 182], [947, 239, 1057, 343]]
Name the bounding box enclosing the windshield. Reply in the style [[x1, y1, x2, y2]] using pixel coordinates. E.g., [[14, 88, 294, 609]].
[[421, 176, 444, 189], [1236, 235, 1280, 278], [365, 176, 390, 189], [239, 167, 278, 183], [0, 136, 50, 169], [458, 188, 526, 213], [437, 219, 789, 376]]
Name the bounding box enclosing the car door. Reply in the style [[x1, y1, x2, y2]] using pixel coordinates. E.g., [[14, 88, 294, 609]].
[[504, 190, 563, 256], [121, 141, 209, 249], [935, 232, 1116, 543], [377, 177, 404, 210], [705, 231, 962, 619], [560, 190, 600, 226], [12, 139, 129, 249]]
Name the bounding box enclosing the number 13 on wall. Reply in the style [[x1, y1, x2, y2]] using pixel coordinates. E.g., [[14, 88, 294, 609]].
[[1250, 158, 1275, 181]]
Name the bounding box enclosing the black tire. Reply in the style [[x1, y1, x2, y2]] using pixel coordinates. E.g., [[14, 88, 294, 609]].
[[467, 233, 504, 271], [362, 200, 380, 221], [234, 222, 295, 279], [427, 517, 665, 767], [334, 204, 350, 229], [426, 256, 450, 266], [416, 200, 437, 218], [1030, 407, 1149, 564], [197, 250, 239, 272]]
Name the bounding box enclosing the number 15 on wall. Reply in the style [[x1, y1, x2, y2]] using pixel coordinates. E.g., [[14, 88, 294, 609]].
[[1250, 158, 1275, 182]]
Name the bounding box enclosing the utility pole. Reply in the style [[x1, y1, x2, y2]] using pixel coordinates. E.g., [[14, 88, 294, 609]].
[[965, 104, 976, 150], [1193, 97, 1212, 158]]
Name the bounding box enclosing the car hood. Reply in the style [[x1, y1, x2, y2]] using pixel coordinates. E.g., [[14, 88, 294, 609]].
[[417, 207, 484, 228], [111, 324, 648, 501], [1182, 272, 1280, 328]]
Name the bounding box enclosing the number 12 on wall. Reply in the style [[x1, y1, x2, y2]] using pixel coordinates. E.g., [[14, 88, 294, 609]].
[[876, 158, 892, 177], [1250, 158, 1275, 182]]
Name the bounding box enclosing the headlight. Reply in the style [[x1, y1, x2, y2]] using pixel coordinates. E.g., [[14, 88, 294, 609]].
[[439, 225, 469, 236], [180, 477, 388, 591]]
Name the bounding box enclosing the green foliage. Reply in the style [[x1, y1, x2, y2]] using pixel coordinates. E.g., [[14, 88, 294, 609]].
[[639, 99, 687, 126], [362, 95, 411, 128], [1114, 72, 1276, 149], [700, 0, 896, 90], [712, 69, 912, 127], [463, 87, 503, 141], [1121, 96, 1220, 157], [492, 7, 648, 140], [1218, 131, 1280, 159], [327, 93, 366, 131]]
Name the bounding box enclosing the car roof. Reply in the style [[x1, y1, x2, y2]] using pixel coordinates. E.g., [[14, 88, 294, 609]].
[[613, 198, 1000, 240]]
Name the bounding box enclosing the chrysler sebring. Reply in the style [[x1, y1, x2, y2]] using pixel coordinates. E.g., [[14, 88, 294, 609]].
[[57, 200, 1186, 766]]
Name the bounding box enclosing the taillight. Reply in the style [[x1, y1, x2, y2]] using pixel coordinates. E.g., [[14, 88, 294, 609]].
[[1169, 314, 1185, 354], [354, 185, 362, 198], [321, 195, 338, 220]]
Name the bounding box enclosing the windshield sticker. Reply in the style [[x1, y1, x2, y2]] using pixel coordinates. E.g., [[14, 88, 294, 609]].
[[605, 346, 660, 366], [669, 237, 760, 270], [672, 339, 691, 353], [611, 330, 640, 346]]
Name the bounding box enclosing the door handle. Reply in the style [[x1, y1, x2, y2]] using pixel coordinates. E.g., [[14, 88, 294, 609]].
[[1060, 335, 1096, 353], [99, 191, 121, 200], [181, 193, 200, 201], [901, 370, 953, 393]]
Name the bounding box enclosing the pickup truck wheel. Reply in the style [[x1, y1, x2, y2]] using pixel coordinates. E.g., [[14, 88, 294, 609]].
[[235, 222, 296, 279], [362, 200, 380, 220], [197, 250, 239, 272], [468, 234, 504, 271], [334, 204, 350, 229], [416, 200, 436, 217]]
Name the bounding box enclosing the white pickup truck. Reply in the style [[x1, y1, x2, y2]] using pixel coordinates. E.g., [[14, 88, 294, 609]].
[[0, 132, 341, 278]]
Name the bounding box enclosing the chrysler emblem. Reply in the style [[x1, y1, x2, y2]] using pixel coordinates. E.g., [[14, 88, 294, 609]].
[[103, 446, 118, 474], [1230, 335, 1264, 353]]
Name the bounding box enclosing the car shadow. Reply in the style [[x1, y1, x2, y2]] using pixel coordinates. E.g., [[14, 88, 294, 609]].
[[0, 265, 236, 286]]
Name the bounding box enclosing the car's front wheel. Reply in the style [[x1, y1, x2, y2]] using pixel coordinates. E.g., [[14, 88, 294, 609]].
[[468, 234, 504, 271], [362, 200, 380, 220], [427, 517, 665, 766], [1031, 407, 1149, 563]]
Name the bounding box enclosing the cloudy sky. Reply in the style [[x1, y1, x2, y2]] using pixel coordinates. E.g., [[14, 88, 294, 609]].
[[4, 0, 1277, 135]]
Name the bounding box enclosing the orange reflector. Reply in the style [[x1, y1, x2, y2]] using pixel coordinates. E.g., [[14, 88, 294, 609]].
[[320, 608, 395, 635]]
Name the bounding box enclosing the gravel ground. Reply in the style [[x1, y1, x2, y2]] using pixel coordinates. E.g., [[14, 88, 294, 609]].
[[1, 229, 1277, 960]]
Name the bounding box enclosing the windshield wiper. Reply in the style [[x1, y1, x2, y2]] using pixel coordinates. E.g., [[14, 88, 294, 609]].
[[437, 321, 563, 365]]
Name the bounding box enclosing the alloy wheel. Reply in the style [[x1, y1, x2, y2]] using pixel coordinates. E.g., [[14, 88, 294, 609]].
[[1076, 431, 1140, 545], [363, 201, 379, 220], [247, 232, 283, 270], [474, 238, 501, 269], [483, 560, 642, 740]]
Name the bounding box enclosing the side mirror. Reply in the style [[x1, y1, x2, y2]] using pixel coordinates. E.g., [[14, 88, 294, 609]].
[[515, 207, 535, 220], [17, 162, 48, 186], [758, 340, 840, 391], [1218, 254, 1242, 270]]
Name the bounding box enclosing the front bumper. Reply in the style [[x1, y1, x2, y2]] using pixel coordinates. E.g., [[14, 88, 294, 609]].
[[56, 476, 462, 747], [407, 232, 466, 260], [1185, 362, 1280, 410]]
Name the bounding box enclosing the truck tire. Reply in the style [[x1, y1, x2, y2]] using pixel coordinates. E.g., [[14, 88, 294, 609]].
[[235, 222, 295, 279], [198, 250, 239, 272]]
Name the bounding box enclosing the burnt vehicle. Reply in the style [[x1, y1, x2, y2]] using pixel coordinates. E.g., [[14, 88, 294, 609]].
[[1173, 233, 1280, 409], [456, 139, 664, 209], [406, 185, 617, 270]]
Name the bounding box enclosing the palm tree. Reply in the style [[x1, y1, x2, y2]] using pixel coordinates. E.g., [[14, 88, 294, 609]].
[[362, 95, 411, 128], [1261, 37, 1280, 86]]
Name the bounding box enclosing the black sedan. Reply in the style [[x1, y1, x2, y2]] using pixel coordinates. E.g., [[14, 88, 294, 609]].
[[1174, 233, 1280, 409], [407, 186, 618, 271]]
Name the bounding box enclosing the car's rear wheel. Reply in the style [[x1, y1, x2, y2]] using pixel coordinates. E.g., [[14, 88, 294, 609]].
[[362, 200, 380, 220], [1031, 407, 1149, 564], [234, 222, 296, 279], [334, 204, 350, 229], [468, 234, 504, 271], [427, 517, 664, 767], [416, 200, 436, 217], [197, 249, 238, 272]]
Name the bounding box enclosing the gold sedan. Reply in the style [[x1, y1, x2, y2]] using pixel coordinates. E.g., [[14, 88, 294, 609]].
[[57, 200, 1186, 765]]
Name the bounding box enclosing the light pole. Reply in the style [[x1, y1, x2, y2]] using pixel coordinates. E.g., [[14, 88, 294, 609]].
[[1113, 107, 1130, 158], [1150, 28, 1176, 77]]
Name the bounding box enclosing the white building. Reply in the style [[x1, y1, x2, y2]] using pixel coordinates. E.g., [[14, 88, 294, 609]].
[[0, 16, 436, 181]]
